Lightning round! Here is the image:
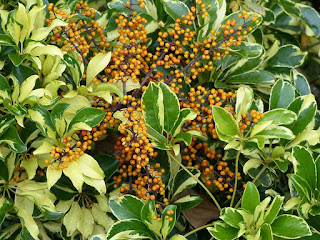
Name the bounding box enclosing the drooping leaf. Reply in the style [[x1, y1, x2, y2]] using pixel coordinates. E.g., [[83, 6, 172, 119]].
[[207, 221, 241, 240], [109, 195, 144, 220], [86, 52, 112, 86], [0, 126, 27, 153], [271, 215, 311, 239], [68, 107, 105, 130], [106, 219, 154, 240], [212, 106, 238, 137], [269, 80, 295, 110]]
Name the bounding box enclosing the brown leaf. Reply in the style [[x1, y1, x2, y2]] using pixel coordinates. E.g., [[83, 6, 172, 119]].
[[172, 189, 220, 228]]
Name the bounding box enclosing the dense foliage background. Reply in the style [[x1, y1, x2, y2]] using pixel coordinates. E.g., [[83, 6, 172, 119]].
[[0, 0, 320, 239]]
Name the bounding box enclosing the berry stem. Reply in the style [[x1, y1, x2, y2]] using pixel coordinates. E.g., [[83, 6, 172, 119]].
[[167, 151, 222, 212], [230, 150, 240, 208]]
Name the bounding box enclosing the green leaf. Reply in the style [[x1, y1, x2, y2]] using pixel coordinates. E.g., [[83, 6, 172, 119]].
[[171, 108, 197, 137], [264, 195, 285, 225], [142, 82, 163, 133], [271, 214, 311, 239], [161, 0, 189, 21], [159, 82, 180, 134], [29, 45, 64, 59], [68, 107, 105, 130], [94, 154, 120, 181], [8, 52, 27, 66], [51, 103, 70, 120], [255, 126, 295, 140], [267, 45, 307, 68], [46, 167, 62, 190], [170, 235, 187, 240], [291, 70, 310, 96], [288, 174, 312, 201], [316, 156, 320, 191], [16, 206, 40, 240], [259, 109, 296, 125], [220, 208, 243, 229], [292, 146, 316, 190], [147, 126, 168, 145], [91, 203, 114, 231], [287, 94, 317, 136], [160, 205, 177, 240], [242, 182, 260, 214], [20, 157, 37, 179], [225, 70, 275, 85], [173, 194, 202, 210], [0, 114, 15, 138], [18, 75, 39, 103], [0, 34, 16, 47], [18, 191, 62, 220], [212, 106, 238, 137], [235, 86, 253, 122], [0, 159, 8, 182], [77, 154, 105, 180], [0, 197, 13, 225], [86, 52, 111, 86], [0, 74, 10, 93], [243, 158, 263, 175], [77, 207, 94, 238], [0, 126, 27, 153], [109, 195, 144, 220], [63, 202, 81, 237], [63, 53, 82, 86], [63, 161, 84, 192], [278, 0, 320, 37], [207, 221, 241, 240], [269, 80, 295, 110], [172, 132, 192, 146], [89, 83, 123, 104], [172, 167, 200, 197], [140, 200, 162, 237], [106, 219, 154, 240], [260, 223, 273, 240]]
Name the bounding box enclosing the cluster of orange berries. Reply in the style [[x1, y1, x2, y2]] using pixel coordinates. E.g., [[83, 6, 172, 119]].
[[154, 7, 259, 85], [104, 13, 151, 85], [43, 121, 110, 170], [203, 160, 241, 200], [181, 138, 240, 199], [234, 110, 265, 134], [47, 1, 109, 58], [112, 103, 167, 201], [152, 209, 175, 222], [44, 139, 83, 170], [10, 164, 28, 183]]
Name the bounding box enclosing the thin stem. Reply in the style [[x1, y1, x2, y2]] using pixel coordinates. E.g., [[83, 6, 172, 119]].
[[230, 150, 241, 207], [252, 162, 269, 184], [168, 151, 222, 212], [184, 222, 215, 237], [234, 162, 269, 209]]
